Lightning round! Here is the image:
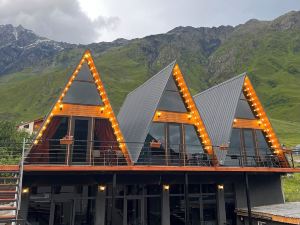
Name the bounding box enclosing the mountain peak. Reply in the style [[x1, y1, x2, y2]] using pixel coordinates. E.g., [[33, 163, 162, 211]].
[[271, 10, 300, 31]]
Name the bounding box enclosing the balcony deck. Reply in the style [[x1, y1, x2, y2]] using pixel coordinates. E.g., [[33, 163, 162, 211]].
[[1, 164, 300, 173], [1, 140, 299, 173]]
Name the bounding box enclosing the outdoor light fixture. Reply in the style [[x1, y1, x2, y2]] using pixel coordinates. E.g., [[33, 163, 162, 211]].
[[163, 184, 170, 191], [22, 187, 30, 194], [217, 184, 224, 190], [98, 185, 106, 192]]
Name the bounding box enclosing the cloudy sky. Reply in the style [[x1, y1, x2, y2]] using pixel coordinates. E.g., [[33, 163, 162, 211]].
[[0, 0, 300, 44]]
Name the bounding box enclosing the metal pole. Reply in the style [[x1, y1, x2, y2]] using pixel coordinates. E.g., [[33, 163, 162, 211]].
[[110, 173, 116, 225], [184, 173, 190, 225], [244, 172, 252, 225]]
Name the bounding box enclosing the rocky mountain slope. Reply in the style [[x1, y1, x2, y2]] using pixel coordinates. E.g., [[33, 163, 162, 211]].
[[0, 11, 299, 145]]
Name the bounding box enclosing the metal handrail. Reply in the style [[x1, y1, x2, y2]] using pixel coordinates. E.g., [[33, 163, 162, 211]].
[[0, 139, 297, 168]]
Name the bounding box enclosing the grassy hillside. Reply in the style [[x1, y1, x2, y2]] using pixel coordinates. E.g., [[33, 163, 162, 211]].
[[0, 14, 300, 147]]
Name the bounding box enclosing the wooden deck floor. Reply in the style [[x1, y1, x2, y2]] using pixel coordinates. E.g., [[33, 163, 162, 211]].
[[1, 165, 300, 173]]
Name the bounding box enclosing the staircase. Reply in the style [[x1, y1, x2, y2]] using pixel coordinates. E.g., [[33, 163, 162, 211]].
[[0, 141, 25, 225], [0, 168, 21, 224]]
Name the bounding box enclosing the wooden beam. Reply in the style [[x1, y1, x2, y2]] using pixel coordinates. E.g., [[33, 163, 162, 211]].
[[153, 111, 194, 124], [52, 103, 109, 118], [233, 118, 263, 129]]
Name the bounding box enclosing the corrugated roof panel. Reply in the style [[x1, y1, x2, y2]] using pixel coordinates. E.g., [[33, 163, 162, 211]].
[[118, 61, 176, 162], [193, 73, 246, 163]]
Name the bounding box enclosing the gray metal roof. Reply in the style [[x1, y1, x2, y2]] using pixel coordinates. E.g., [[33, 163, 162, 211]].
[[117, 61, 176, 162], [193, 73, 246, 163], [237, 202, 300, 220]]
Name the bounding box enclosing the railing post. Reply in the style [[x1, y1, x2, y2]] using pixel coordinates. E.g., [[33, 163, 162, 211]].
[[291, 151, 295, 168], [17, 138, 26, 220]]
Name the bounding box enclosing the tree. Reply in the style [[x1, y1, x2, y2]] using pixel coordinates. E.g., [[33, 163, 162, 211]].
[[0, 120, 31, 164]]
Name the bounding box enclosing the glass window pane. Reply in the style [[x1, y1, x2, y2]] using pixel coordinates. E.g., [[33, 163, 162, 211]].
[[139, 123, 166, 164], [235, 93, 255, 119], [63, 81, 103, 105], [157, 77, 187, 112], [225, 129, 241, 166], [147, 123, 166, 145], [255, 130, 271, 156], [157, 90, 187, 112], [243, 129, 255, 157], [168, 125, 182, 165], [170, 196, 185, 225], [147, 197, 161, 225], [184, 125, 203, 154], [75, 63, 94, 82]]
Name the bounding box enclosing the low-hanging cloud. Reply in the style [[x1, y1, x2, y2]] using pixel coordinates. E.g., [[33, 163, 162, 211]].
[[0, 0, 120, 44]]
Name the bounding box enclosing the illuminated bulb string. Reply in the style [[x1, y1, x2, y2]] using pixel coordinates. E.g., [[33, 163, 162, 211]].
[[243, 77, 281, 153], [172, 65, 214, 157]]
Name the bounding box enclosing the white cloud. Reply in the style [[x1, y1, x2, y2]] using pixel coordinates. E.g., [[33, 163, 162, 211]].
[[0, 0, 300, 43], [0, 0, 120, 44]]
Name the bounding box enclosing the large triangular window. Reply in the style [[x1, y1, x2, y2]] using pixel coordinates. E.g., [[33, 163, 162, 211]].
[[27, 50, 131, 165], [139, 64, 216, 166]]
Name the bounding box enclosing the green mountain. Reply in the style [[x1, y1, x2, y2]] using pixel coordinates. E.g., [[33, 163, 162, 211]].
[[0, 11, 299, 146]]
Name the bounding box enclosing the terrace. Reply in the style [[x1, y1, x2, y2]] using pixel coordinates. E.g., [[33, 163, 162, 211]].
[[1, 140, 299, 173]]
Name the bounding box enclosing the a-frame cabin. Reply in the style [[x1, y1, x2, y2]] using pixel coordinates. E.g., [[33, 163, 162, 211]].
[[194, 73, 289, 167], [118, 61, 217, 166], [27, 50, 131, 165], [1, 60, 298, 225]]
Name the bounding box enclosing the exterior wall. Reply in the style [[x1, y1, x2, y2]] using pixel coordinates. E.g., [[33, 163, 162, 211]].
[[18, 121, 34, 134], [22, 172, 284, 225], [235, 173, 284, 209]]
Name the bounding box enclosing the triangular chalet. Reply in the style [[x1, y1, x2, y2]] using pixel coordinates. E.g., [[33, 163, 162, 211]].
[[27, 50, 131, 165], [118, 61, 217, 165], [194, 73, 289, 167]]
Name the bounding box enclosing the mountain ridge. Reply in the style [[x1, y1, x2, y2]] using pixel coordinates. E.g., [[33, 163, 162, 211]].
[[0, 10, 300, 145]]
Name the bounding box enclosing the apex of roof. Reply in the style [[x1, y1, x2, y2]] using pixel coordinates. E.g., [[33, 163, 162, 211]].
[[193, 73, 247, 163], [118, 61, 176, 162]]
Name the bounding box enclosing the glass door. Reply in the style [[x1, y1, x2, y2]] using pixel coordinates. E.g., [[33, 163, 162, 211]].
[[51, 201, 73, 225], [242, 129, 256, 166], [71, 118, 91, 164], [168, 124, 183, 165], [126, 198, 143, 225]]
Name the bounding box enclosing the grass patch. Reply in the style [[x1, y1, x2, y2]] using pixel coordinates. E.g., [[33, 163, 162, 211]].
[[283, 173, 300, 202]]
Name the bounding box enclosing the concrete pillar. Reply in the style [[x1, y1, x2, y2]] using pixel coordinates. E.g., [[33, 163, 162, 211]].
[[161, 185, 170, 225], [95, 186, 106, 225], [19, 190, 30, 222], [217, 185, 226, 225]]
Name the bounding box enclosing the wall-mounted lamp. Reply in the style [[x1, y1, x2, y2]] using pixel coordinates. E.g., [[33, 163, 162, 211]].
[[98, 185, 106, 192], [22, 187, 30, 194], [217, 184, 224, 190], [163, 184, 170, 191]]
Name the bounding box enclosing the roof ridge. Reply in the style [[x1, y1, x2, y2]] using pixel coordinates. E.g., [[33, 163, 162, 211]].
[[127, 60, 176, 97], [194, 72, 246, 98]]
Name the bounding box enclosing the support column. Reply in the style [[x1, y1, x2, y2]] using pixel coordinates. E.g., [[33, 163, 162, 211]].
[[19, 190, 30, 222], [162, 185, 170, 225], [217, 184, 226, 225], [110, 173, 116, 225], [95, 185, 106, 225], [184, 173, 190, 225], [244, 173, 252, 225]]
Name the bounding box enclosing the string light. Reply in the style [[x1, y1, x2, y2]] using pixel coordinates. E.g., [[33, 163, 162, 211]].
[[172, 65, 216, 164], [242, 76, 283, 162]]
